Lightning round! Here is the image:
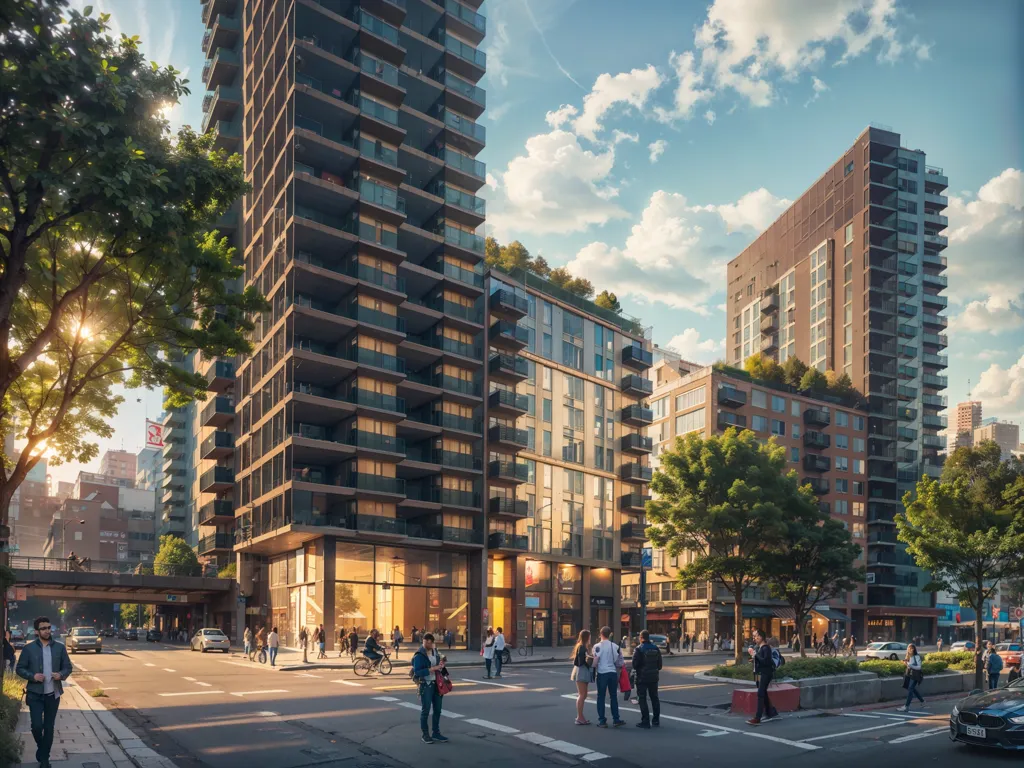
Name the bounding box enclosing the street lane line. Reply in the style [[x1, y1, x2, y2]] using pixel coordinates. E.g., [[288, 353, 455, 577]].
[[889, 727, 948, 744], [840, 713, 882, 719], [580, 752, 608, 762], [474, 679, 523, 689], [183, 677, 196, 682], [395, 702, 422, 711], [194, 682, 213, 687], [802, 720, 923, 742], [158, 691, 225, 697], [541, 740, 593, 757], [465, 718, 520, 733], [163, 668, 176, 673], [144, 663, 156, 667], [331, 680, 363, 687], [372, 696, 399, 702], [516, 732, 553, 746], [230, 690, 290, 697]]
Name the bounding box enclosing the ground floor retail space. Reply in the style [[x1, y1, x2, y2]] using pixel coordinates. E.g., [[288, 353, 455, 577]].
[[865, 612, 938, 643]]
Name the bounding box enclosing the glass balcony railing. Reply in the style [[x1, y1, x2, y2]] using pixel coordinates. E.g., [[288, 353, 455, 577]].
[[349, 93, 399, 125], [350, 387, 406, 413], [440, 109, 486, 142], [439, 260, 484, 287], [352, 262, 404, 292], [350, 429, 405, 453], [349, 472, 405, 494], [439, 33, 486, 67], [432, 183, 486, 214], [445, 0, 486, 32], [295, 112, 352, 146], [352, 51, 399, 87], [294, 204, 354, 233], [352, 9, 400, 45], [359, 178, 406, 213], [438, 69, 485, 106], [430, 147, 485, 179], [350, 305, 406, 333], [441, 488, 479, 508], [358, 136, 399, 167], [349, 346, 406, 373], [439, 223, 485, 253]]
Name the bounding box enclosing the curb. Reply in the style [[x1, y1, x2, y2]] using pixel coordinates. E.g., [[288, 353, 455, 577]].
[[275, 655, 558, 672], [836, 690, 966, 715], [694, 670, 756, 686]]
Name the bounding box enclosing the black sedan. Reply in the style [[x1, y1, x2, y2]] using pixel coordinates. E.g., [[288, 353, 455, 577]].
[[146, 629, 162, 642], [949, 678, 1024, 751]]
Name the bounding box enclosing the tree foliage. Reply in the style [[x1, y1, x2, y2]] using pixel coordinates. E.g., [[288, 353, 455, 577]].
[[547, 267, 594, 299], [825, 370, 856, 399], [781, 356, 809, 388], [153, 534, 201, 577], [119, 602, 153, 628], [799, 367, 829, 393], [744, 353, 785, 385], [896, 443, 1024, 689], [594, 290, 621, 313], [484, 237, 598, 299], [0, 1, 266, 517], [646, 428, 793, 664]]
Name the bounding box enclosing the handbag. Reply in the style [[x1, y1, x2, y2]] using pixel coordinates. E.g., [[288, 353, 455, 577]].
[[618, 665, 632, 693], [435, 670, 453, 696]]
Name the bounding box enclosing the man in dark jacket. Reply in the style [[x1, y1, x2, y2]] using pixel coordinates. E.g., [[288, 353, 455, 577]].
[[746, 628, 778, 725], [16, 616, 73, 768], [631, 629, 663, 728]]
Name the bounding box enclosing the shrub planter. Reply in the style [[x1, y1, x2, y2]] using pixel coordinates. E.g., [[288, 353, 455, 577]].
[[878, 671, 974, 702], [732, 684, 800, 715], [792, 672, 882, 709]]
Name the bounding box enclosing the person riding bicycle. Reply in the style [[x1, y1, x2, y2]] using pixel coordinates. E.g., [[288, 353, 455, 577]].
[[363, 629, 383, 665], [252, 626, 266, 660]]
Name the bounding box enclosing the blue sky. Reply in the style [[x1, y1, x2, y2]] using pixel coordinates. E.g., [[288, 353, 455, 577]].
[[51, 0, 1024, 483]]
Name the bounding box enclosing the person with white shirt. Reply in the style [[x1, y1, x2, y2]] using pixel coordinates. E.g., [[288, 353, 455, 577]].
[[482, 627, 495, 678], [493, 627, 506, 678], [267, 626, 280, 667], [591, 626, 626, 728]]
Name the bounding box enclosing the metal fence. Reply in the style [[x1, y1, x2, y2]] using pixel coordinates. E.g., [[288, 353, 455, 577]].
[[10, 556, 218, 578]]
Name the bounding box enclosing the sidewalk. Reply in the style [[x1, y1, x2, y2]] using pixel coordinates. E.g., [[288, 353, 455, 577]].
[[16, 681, 176, 768], [232, 646, 558, 671]]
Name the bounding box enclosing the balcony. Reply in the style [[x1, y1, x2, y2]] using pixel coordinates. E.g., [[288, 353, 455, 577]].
[[922, 272, 948, 289], [924, 192, 948, 210], [488, 460, 528, 485], [488, 353, 528, 384], [621, 374, 653, 398], [760, 333, 778, 353], [488, 531, 528, 553], [621, 403, 653, 427], [490, 288, 528, 319], [803, 454, 831, 473], [804, 408, 831, 427], [489, 320, 528, 350], [760, 313, 779, 333], [925, 166, 948, 190], [897, 384, 918, 400], [488, 497, 528, 520], [621, 522, 649, 541], [621, 551, 643, 568], [488, 424, 529, 450], [619, 493, 651, 512], [350, 430, 405, 454], [924, 233, 948, 250], [621, 344, 653, 372], [200, 431, 234, 460], [804, 431, 830, 449], [197, 534, 233, 554], [922, 251, 948, 270], [761, 292, 780, 313], [922, 373, 948, 388], [922, 394, 947, 409], [200, 396, 234, 427], [717, 411, 746, 431], [922, 313, 947, 329], [718, 385, 746, 408], [802, 477, 829, 495], [923, 414, 947, 430], [440, 488, 480, 508], [199, 466, 234, 493], [349, 387, 406, 414], [437, 259, 485, 289], [349, 472, 406, 495], [922, 293, 948, 311], [922, 353, 948, 369], [205, 359, 235, 393], [621, 433, 653, 455], [620, 463, 653, 483], [198, 499, 234, 526], [488, 389, 528, 417], [923, 434, 947, 449]]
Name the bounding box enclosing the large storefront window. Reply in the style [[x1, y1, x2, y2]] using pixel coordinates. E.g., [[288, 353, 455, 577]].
[[488, 558, 515, 645], [556, 565, 582, 646], [333, 543, 470, 648]]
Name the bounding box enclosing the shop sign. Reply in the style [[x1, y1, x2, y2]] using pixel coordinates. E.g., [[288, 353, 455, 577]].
[[525, 596, 540, 608], [591, 597, 612, 607]]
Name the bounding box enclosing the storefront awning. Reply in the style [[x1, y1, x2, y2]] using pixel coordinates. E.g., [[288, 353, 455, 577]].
[[712, 605, 775, 618], [811, 607, 851, 623], [620, 614, 631, 624], [645, 611, 680, 621], [772, 607, 796, 620]]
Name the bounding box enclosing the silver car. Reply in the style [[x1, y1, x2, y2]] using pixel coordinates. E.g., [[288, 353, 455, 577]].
[[190, 628, 231, 653], [67, 626, 103, 654]]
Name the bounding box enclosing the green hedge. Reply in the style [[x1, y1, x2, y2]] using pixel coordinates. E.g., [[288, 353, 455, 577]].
[[708, 663, 755, 680], [924, 651, 975, 665], [708, 657, 859, 681], [0, 673, 25, 767], [860, 659, 949, 678]]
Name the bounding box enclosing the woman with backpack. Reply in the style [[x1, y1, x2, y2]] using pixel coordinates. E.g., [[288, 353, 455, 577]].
[[985, 641, 1004, 689], [746, 629, 779, 725], [901, 643, 925, 712]]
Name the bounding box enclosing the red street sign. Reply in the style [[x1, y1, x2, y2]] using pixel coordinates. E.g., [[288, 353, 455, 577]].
[[955, 612, 961, 623], [1014, 607, 1024, 621], [992, 604, 1000, 620]]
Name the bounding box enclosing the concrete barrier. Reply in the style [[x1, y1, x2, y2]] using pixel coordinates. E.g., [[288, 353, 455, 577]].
[[732, 684, 800, 716], [795, 672, 882, 709], [878, 671, 973, 702]]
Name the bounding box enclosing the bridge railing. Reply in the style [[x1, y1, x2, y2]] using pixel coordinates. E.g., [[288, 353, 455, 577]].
[[10, 556, 222, 578]]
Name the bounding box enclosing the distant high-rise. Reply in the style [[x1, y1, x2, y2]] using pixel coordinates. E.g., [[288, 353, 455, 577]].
[[135, 447, 163, 491], [954, 400, 982, 450], [727, 126, 948, 642], [974, 420, 1020, 461], [99, 450, 137, 483]]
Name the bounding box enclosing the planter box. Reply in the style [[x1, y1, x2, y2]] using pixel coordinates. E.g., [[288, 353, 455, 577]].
[[794, 672, 881, 709], [732, 684, 800, 715], [878, 671, 972, 702]]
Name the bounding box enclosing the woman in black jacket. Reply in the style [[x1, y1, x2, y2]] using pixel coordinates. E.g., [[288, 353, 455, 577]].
[[746, 629, 779, 725]]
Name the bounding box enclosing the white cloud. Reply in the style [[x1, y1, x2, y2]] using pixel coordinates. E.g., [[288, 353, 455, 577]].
[[485, 173, 499, 191], [690, 187, 792, 233], [487, 130, 629, 239], [665, 328, 725, 363], [490, 102, 516, 122], [648, 139, 668, 164], [704, 109, 717, 125], [545, 104, 578, 129], [486, 19, 514, 87], [612, 129, 640, 145], [973, 354, 1024, 424], [949, 297, 1024, 335], [572, 65, 663, 142], [654, 50, 713, 121], [805, 76, 829, 106], [945, 168, 1024, 304], [564, 189, 775, 314], [910, 35, 931, 60]]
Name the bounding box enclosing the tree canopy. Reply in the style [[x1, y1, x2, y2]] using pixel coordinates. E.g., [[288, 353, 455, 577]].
[[0, 2, 266, 515], [153, 534, 201, 577], [594, 290, 622, 313], [484, 237, 598, 300], [646, 428, 794, 663], [896, 442, 1024, 689]]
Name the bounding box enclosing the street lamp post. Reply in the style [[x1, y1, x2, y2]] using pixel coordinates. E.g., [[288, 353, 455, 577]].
[[61, 519, 86, 561]]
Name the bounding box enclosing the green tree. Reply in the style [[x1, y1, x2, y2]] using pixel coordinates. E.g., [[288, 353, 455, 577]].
[[799, 367, 828, 393], [744, 353, 786, 385], [896, 443, 1024, 690], [217, 562, 237, 579], [0, 3, 265, 546], [484, 236, 501, 267], [782, 356, 809, 388], [529, 255, 551, 278], [153, 535, 201, 577], [594, 290, 621, 313], [825, 370, 858, 400], [646, 428, 791, 664], [119, 603, 153, 628], [763, 512, 864, 657]]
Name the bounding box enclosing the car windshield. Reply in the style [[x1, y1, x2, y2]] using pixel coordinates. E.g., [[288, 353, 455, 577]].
[[72, 628, 97, 636], [867, 643, 886, 649], [203, 630, 226, 636], [996, 644, 1020, 651]]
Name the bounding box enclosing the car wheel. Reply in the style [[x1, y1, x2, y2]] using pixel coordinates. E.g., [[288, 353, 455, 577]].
[[201, 645, 207, 653], [96, 649, 102, 654], [889, 654, 898, 660]]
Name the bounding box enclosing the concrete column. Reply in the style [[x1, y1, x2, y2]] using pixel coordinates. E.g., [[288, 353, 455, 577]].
[[322, 536, 336, 651], [612, 568, 622, 643], [582, 567, 592, 635], [468, 548, 487, 650], [515, 555, 527, 648]]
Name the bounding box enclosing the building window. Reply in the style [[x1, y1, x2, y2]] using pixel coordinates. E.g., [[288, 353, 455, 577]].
[[541, 366, 551, 391], [853, 459, 865, 475], [771, 419, 785, 436], [791, 423, 801, 439], [542, 398, 552, 422], [652, 397, 668, 420], [751, 415, 768, 432], [835, 456, 849, 472], [790, 447, 799, 462], [853, 416, 865, 431], [771, 395, 785, 413], [853, 502, 864, 517], [835, 478, 848, 493], [836, 411, 849, 427], [853, 523, 864, 538], [836, 434, 849, 450], [751, 389, 767, 409], [675, 387, 706, 411], [844, 161, 854, 177], [853, 481, 864, 495], [675, 409, 706, 436], [853, 438, 865, 453], [543, 430, 551, 457], [791, 400, 801, 417], [835, 500, 849, 515]]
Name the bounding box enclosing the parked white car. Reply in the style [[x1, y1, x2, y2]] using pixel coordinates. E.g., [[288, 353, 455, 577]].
[[862, 641, 908, 660], [190, 628, 231, 653]]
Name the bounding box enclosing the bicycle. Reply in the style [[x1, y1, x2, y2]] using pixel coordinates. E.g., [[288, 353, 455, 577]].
[[816, 641, 837, 658], [250, 643, 267, 664], [353, 647, 392, 676]]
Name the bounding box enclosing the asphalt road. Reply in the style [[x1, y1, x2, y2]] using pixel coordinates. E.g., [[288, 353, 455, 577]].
[[64, 640, 1019, 768]]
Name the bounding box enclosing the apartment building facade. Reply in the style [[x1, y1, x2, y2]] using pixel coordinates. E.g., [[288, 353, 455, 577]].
[[726, 126, 947, 641], [974, 420, 1020, 461], [953, 400, 982, 450], [99, 450, 137, 483], [621, 359, 869, 643]]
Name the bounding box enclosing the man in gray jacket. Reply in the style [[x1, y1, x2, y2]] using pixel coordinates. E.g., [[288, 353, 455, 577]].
[[16, 616, 73, 768]]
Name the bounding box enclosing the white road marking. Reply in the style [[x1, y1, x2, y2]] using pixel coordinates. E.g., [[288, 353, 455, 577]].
[[158, 691, 225, 697], [474, 679, 523, 689], [516, 732, 553, 745], [183, 677, 196, 682], [194, 682, 213, 687], [465, 718, 520, 733], [541, 740, 593, 757], [230, 690, 290, 697], [220, 661, 261, 669], [698, 729, 730, 737], [144, 663, 156, 667], [332, 679, 363, 687], [163, 668, 176, 673], [296, 673, 322, 678], [395, 702, 422, 711], [802, 720, 925, 742], [840, 713, 882, 719], [533, 687, 556, 692], [372, 696, 399, 702], [563, 694, 820, 752], [102, 687, 118, 690], [581, 753, 608, 762], [889, 727, 948, 744]]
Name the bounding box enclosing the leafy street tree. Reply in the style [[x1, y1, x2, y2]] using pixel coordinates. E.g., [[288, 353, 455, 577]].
[[594, 290, 621, 313], [153, 534, 202, 577], [119, 602, 153, 629], [646, 428, 791, 664], [896, 442, 1024, 689], [781, 356, 809, 388], [799, 367, 828, 393], [744, 353, 785, 385], [0, 4, 265, 534], [763, 512, 865, 657]]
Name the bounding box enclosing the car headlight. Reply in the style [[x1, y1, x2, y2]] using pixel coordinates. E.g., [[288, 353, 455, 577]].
[[951, 705, 959, 718], [1009, 714, 1024, 725]]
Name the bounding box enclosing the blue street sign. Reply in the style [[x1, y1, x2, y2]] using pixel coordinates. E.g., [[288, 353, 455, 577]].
[[641, 547, 653, 570]]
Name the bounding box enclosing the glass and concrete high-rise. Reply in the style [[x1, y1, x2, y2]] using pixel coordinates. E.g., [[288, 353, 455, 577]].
[[726, 126, 948, 642], [484, 266, 652, 648], [974, 420, 1020, 461], [953, 400, 982, 450], [227, 0, 489, 649]]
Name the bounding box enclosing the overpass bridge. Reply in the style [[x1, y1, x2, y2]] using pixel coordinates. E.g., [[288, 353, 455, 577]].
[[10, 556, 234, 605]]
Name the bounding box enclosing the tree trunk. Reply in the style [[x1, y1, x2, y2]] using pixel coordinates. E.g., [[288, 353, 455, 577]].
[[975, 581, 985, 691], [734, 593, 744, 665], [796, 610, 808, 658]]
